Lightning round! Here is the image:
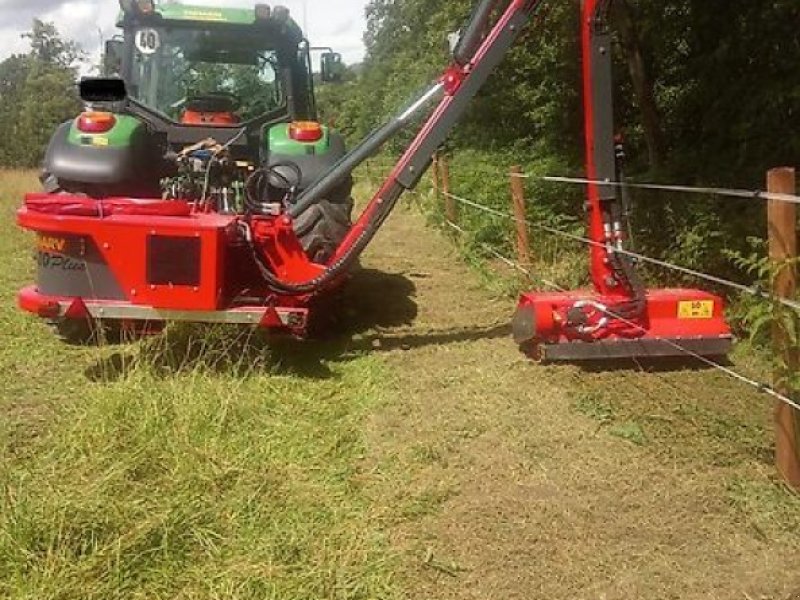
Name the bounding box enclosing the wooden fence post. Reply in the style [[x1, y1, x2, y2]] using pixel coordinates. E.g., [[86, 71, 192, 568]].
[[510, 165, 532, 267], [441, 156, 456, 223], [768, 167, 800, 489]]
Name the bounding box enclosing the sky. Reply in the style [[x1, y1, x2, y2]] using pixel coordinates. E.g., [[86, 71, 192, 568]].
[[0, 0, 369, 66]]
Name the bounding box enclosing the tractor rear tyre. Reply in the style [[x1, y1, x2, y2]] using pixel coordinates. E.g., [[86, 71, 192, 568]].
[[293, 196, 354, 264]]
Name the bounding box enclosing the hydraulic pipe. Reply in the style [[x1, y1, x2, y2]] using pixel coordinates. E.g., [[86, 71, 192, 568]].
[[453, 0, 499, 65], [288, 82, 444, 219], [582, 0, 622, 295]]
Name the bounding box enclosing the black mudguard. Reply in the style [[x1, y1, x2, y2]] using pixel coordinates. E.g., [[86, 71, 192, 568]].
[[42, 121, 163, 191]]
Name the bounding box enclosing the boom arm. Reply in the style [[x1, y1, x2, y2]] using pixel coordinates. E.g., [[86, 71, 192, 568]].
[[266, 0, 545, 294], [273, 0, 636, 304]]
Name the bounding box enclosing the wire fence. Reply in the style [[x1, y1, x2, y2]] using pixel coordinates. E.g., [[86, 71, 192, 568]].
[[357, 159, 800, 313], [358, 154, 800, 485], [441, 190, 800, 313], [439, 198, 800, 414], [524, 175, 800, 206]]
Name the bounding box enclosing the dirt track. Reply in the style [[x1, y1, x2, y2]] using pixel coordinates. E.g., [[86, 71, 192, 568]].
[[356, 200, 800, 599]]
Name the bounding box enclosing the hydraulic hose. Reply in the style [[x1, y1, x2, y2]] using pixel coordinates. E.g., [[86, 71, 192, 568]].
[[289, 82, 444, 219], [453, 0, 499, 65], [253, 182, 405, 295]]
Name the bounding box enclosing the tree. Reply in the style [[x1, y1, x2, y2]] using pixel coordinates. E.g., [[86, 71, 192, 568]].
[[23, 20, 82, 69], [0, 20, 83, 168], [315, 0, 800, 279]]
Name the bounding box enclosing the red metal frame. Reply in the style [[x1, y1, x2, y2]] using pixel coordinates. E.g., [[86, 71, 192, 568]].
[[17, 196, 314, 334]]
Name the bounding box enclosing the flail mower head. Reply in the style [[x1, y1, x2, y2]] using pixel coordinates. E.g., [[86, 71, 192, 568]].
[[511, 0, 732, 361]]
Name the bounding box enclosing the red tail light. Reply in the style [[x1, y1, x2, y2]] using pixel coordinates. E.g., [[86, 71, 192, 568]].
[[289, 121, 323, 142], [77, 111, 116, 134]]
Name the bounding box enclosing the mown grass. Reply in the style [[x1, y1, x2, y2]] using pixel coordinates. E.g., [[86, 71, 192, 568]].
[[0, 170, 398, 599], [412, 159, 800, 544]]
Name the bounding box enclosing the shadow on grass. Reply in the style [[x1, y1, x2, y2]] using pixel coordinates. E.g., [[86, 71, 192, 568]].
[[86, 267, 517, 381], [573, 355, 729, 374]]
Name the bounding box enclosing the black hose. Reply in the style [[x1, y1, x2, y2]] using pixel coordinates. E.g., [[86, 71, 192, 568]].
[[252, 183, 405, 296], [244, 162, 302, 215]]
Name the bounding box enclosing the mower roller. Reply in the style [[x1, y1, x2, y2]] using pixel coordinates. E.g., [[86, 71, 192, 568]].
[[16, 0, 732, 361]]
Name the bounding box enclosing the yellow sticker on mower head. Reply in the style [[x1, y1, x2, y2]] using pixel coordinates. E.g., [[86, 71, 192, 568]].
[[678, 300, 714, 319]]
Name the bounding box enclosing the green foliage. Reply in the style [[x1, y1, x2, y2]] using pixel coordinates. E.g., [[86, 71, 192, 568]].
[[316, 0, 799, 293], [0, 20, 83, 168], [726, 239, 800, 394]]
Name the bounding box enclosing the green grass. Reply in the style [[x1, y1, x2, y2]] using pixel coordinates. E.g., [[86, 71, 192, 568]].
[[0, 171, 398, 599]]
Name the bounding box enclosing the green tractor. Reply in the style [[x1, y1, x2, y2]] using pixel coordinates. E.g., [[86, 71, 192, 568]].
[[42, 0, 351, 263]]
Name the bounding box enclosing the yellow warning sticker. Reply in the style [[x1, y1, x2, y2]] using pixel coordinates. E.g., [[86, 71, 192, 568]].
[[91, 137, 109, 147], [678, 300, 715, 319]]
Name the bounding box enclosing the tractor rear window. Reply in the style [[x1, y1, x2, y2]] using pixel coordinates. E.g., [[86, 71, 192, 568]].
[[130, 26, 284, 122]]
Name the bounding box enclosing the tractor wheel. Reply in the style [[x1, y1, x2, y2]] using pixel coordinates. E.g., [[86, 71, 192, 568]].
[[40, 172, 95, 196], [41, 171, 65, 194], [40, 171, 159, 198], [293, 196, 354, 264]]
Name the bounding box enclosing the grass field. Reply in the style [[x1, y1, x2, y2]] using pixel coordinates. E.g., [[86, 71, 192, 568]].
[[0, 170, 398, 599], [2, 168, 799, 599]]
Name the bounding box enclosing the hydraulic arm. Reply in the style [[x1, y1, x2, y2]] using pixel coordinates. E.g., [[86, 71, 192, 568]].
[[266, 0, 545, 293]]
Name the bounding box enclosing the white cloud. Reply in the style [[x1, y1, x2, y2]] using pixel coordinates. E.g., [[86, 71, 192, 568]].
[[0, 0, 368, 65]]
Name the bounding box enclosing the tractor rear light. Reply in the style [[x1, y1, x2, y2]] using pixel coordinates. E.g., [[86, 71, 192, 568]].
[[77, 111, 116, 134], [255, 4, 271, 20], [289, 121, 323, 142]]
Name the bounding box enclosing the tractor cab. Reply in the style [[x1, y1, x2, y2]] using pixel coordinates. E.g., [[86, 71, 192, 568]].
[[110, 0, 317, 132], [41, 0, 350, 195]]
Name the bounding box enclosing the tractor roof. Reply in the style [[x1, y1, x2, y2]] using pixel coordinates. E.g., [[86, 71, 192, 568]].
[[117, 2, 304, 52], [117, 2, 302, 32], [156, 3, 262, 25]]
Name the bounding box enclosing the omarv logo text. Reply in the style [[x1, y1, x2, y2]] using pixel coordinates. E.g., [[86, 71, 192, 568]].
[[37, 235, 67, 254]]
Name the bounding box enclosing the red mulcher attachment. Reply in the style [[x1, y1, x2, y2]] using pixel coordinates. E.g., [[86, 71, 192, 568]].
[[18, 193, 317, 336], [513, 289, 732, 361], [512, 0, 732, 361]]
